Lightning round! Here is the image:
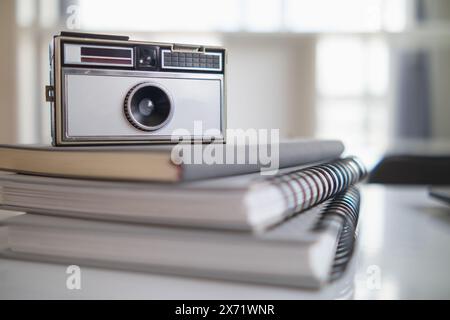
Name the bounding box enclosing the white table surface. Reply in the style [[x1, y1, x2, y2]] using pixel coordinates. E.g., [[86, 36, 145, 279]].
[[1, 185, 449, 299]]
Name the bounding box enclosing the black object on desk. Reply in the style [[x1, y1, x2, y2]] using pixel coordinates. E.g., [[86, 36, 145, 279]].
[[369, 155, 450, 185]]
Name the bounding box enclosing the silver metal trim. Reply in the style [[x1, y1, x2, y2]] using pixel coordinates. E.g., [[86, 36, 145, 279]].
[[161, 49, 222, 72], [62, 67, 224, 80], [171, 43, 205, 53], [60, 67, 225, 143], [60, 35, 225, 51]]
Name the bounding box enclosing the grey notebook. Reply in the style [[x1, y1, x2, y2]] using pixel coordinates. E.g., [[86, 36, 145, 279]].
[[0, 187, 361, 288], [0, 157, 366, 230]]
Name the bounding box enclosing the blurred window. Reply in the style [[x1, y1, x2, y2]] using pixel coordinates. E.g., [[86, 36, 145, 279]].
[[78, 0, 407, 32], [316, 37, 390, 145]]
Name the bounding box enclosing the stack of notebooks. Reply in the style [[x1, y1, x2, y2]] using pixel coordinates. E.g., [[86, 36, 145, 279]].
[[0, 140, 366, 288]]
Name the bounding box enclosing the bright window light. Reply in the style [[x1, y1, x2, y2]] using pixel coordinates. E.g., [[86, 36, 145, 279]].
[[367, 39, 389, 96], [317, 37, 389, 97], [243, 0, 283, 32], [317, 37, 366, 96], [382, 0, 408, 32], [316, 36, 390, 145], [317, 100, 367, 137], [79, 0, 241, 32], [78, 0, 407, 33], [285, 0, 384, 33]]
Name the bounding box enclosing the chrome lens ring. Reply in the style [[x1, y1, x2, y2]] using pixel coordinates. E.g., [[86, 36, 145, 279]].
[[124, 82, 174, 131]]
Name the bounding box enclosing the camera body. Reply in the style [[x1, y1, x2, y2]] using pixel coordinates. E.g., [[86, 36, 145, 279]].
[[46, 32, 226, 145]]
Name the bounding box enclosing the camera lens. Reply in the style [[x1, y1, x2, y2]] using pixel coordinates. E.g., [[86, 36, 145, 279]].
[[138, 98, 154, 116], [124, 83, 173, 131]]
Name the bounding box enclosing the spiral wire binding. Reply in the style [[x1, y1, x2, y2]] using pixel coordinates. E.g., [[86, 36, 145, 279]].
[[267, 157, 367, 218], [265, 157, 365, 282], [313, 187, 361, 282]]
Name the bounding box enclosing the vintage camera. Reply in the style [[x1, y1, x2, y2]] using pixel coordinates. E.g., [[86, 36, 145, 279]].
[[46, 32, 226, 145]]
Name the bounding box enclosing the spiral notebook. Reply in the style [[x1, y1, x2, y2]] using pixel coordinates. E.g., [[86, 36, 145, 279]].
[[0, 157, 366, 230], [0, 187, 361, 288]]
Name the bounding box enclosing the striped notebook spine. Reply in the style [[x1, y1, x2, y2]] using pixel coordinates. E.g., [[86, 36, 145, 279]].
[[269, 157, 366, 216], [314, 187, 361, 281]]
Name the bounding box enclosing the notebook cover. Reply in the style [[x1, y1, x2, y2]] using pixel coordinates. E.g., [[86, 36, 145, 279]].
[[0, 139, 344, 182]]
